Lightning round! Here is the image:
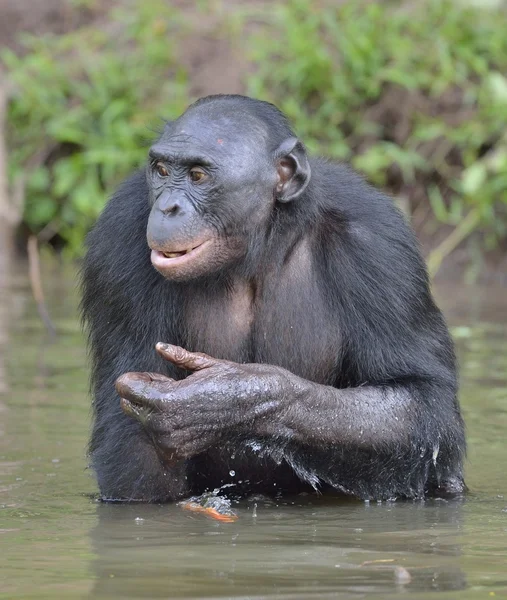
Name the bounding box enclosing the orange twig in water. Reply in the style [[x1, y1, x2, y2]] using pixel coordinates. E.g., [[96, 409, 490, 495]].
[[181, 501, 238, 523]]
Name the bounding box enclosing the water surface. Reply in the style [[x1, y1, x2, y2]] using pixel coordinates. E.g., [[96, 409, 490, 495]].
[[1, 261, 506, 599]]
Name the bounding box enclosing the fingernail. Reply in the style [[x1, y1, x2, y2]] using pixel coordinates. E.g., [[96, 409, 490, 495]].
[[156, 342, 171, 351]]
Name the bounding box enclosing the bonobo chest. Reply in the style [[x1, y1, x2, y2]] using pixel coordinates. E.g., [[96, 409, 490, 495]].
[[183, 242, 339, 384]]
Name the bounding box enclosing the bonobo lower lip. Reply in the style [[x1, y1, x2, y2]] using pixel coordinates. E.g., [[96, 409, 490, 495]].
[[150, 240, 210, 271]]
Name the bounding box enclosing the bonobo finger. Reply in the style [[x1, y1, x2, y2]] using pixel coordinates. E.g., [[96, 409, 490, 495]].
[[120, 397, 155, 428], [115, 372, 175, 405], [156, 342, 220, 371], [120, 397, 141, 419]]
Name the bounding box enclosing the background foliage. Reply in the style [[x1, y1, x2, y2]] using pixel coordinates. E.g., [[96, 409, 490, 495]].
[[248, 0, 507, 274], [3, 0, 507, 272], [2, 1, 188, 253]]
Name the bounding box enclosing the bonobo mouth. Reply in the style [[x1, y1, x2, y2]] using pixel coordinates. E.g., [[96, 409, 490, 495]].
[[150, 240, 210, 274], [161, 249, 192, 259]]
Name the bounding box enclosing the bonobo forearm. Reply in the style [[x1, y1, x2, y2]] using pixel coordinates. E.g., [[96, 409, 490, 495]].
[[259, 376, 415, 448], [252, 375, 461, 499]]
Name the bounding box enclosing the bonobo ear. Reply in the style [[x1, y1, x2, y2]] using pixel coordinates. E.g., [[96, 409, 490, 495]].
[[274, 137, 311, 203]]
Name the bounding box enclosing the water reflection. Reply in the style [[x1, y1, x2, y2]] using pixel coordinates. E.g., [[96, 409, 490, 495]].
[[88, 496, 467, 598]]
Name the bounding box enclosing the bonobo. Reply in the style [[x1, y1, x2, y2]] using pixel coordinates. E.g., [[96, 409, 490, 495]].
[[81, 94, 466, 502]]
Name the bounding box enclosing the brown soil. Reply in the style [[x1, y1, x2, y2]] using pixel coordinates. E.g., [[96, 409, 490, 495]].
[[0, 0, 246, 95], [0, 0, 100, 52]]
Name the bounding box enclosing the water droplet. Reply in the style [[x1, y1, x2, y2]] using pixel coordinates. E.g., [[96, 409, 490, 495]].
[[229, 470, 235, 477]]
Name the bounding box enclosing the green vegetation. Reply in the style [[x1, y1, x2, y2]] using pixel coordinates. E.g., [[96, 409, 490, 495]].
[[2, 0, 507, 272], [2, 1, 188, 254], [247, 0, 507, 274]]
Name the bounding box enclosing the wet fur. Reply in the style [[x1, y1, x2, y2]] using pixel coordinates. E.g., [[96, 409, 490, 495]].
[[81, 95, 465, 501]]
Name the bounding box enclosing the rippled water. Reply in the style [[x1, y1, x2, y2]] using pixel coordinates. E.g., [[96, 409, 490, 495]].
[[1, 260, 506, 599]]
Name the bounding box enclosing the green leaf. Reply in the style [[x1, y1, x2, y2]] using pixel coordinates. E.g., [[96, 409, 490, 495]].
[[488, 71, 507, 104], [461, 163, 488, 195], [26, 196, 57, 229]]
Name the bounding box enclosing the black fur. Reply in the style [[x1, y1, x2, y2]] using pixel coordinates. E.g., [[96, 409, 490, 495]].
[[81, 95, 465, 502]]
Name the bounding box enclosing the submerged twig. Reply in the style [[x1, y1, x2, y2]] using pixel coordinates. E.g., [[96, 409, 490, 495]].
[[27, 235, 57, 337]]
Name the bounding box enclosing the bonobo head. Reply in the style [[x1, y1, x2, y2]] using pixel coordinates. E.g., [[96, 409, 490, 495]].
[[146, 95, 311, 281]]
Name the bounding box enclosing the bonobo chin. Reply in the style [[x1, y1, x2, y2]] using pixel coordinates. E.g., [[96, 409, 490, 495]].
[[81, 94, 465, 503]]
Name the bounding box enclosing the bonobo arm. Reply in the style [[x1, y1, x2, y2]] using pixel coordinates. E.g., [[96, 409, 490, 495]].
[[255, 375, 466, 499], [117, 343, 466, 501]]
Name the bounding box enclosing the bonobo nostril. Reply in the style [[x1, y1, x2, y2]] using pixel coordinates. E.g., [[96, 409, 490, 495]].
[[161, 203, 181, 216], [155, 191, 186, 217]]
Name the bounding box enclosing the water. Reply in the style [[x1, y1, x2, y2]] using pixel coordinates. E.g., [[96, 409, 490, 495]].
[[1, 260, 506, 599]]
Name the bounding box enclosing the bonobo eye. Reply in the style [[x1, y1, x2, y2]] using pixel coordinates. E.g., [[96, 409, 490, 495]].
[[189, 167, 207, 184], [155, 162, 169, 177]]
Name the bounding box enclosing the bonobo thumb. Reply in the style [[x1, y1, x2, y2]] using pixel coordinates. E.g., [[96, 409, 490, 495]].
[[156, 342, 219, 371]]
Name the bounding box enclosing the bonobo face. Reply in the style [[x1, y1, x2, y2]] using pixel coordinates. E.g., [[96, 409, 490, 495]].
[[146, 101, 310, 281]]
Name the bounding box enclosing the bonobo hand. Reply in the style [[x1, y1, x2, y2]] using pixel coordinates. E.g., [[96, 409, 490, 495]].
[[115, 343, 290, 463]]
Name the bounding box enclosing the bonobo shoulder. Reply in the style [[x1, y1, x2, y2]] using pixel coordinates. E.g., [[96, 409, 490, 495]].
[[310, 158, 406, 222], [309, 157, 419, 253], [309, 157, 431, 320]]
